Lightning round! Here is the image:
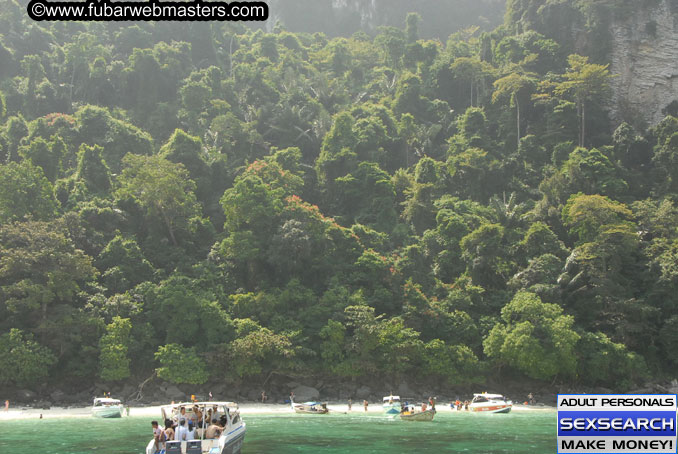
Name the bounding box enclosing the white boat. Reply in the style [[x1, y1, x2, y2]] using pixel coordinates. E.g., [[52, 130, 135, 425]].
[[145, 402, 246, 454], [468, 393, 513, 414], [92, 397, 124, 418], [291, 399, 329, 414], [382, 395, 401, 414]]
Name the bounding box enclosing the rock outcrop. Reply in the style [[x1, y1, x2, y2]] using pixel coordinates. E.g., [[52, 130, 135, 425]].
[[609, 0, 678, 127]]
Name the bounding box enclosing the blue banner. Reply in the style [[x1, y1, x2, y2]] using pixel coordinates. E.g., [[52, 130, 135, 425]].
[[558, 411, 677, 437]]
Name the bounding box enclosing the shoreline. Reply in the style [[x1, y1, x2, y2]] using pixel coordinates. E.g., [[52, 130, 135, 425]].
[[0, 403, 554, 420]]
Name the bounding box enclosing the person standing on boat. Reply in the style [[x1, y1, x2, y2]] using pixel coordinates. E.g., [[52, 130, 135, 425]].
[[428, 397, 436, 411], [174, 406, 187, 425], [191, 405, 202, 425]]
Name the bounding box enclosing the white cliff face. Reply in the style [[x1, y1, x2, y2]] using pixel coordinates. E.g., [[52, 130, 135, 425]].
[[609, 0, 678, 127], [331, 0, 378, 29]]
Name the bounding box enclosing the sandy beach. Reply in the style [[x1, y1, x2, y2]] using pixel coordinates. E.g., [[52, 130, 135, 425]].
[[0, 402, 554, 420]]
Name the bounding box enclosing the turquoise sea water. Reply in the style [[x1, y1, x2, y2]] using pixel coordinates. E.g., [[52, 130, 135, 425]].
[[0, 409, 556, 453]]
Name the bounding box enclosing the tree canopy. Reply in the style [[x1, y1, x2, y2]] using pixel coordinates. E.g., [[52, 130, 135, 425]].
[[0, 0, 674, 393]]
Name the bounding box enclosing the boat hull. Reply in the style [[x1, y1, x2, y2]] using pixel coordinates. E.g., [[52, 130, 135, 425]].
[[470, 404, 512, 414], [292, 401, 329, 414], [221, 425, 246, 454], [383, 403, 401, 415], [293, 407, 329, 414], [92, 406, 124, 418], [400, 409, 436, 421], [145, 426, 246, 454]]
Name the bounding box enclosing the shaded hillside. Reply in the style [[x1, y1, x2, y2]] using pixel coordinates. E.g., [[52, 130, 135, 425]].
[[1, 0, 678, 397]]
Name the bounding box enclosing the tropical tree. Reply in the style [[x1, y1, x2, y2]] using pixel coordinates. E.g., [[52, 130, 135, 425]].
[[492, 72, 535, 149], [484, 291, 580, 380], [155, 343, 209, 384], [0, 161, 56, 222], [0, 329, 56, 386], [99, 316, 132, 381], [116, 154, 202, 247], [555, 54, 612, 147]]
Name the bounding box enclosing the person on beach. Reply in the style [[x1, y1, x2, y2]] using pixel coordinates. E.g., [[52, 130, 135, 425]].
[[348, 398, 352, 411], [261, 391, 267, 403], [528, 393, 535, 405], [4, 400, 8, 411], [290, 391, 295, 402], [363, 400, 368, 411], [464, 400, 469, 411]]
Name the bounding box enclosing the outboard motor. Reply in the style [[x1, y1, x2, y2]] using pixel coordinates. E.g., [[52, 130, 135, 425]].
[[165, 441, 181, 454], [186, 440, 202, 454]]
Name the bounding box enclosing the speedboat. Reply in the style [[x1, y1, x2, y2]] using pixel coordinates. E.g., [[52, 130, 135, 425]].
[[400, 404, 435, 421], [469, 393, 513, 414], [145, 402, 246, 454], [291, 399, 329, 414], [92, 397, 124, 418], [382, 395, 401, 414]]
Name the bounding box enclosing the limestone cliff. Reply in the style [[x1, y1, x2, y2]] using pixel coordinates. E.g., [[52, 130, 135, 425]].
[[264, 0, 505, 38], [609, 0, 678, 127]]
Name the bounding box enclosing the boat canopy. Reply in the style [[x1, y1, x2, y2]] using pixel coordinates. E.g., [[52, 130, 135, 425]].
[[160, 401, 239, 411], [93, 398, 122, 405], [383, 395, 401, 402], [473, 393, 505, 399]]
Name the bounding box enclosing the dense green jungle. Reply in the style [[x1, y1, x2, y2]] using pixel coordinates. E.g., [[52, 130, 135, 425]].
[[1, 0, 677, 400]]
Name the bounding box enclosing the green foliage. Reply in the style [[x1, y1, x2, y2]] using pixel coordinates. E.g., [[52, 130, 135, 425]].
[[562, 193, 632, 244], [155, 344, 209, 384], [19, 138, 60, 182], [99, 317, 132, 381], [0, 6, 675, 392], [0, 219, 96, 323], [423, 339, 481, 385], [96, 235, 154, 294], [577, 331, 647, 389], [76, 144, 111, 194], [0, 161, 56, 222], [0, 329, 56, 386], [116, 154, 202, 247], [484, 291, 580, 380], [227, 326, 294, 378]]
